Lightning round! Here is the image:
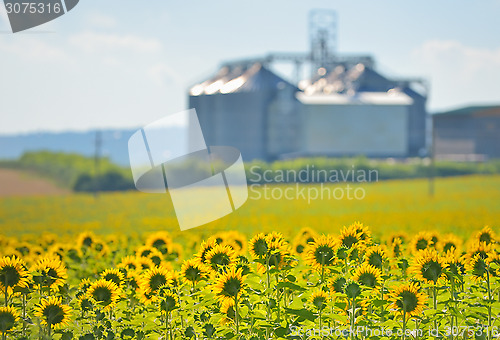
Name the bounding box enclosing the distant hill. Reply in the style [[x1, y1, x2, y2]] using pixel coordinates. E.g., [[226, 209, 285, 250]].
[[0, 127, 187, 166]]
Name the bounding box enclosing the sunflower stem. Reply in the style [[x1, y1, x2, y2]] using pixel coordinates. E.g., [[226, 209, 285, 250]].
[[433, 284, 438, 337], [402, 309, 407, 340], [486, 267, 492, 340], [4, 276, 7, 307], [350, 297, 355, 340], [235, 295, 240, 338], [319, 307, 323, 340], [22, 293, 26, 336]]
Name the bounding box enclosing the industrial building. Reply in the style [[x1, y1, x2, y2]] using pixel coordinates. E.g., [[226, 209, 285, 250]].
[[433, 105, 500, 160], [188, 11, 428, 161]]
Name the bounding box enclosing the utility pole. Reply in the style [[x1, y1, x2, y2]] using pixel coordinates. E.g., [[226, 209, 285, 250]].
[[94, 130, 102, 198], [429, 119, 435, 197]]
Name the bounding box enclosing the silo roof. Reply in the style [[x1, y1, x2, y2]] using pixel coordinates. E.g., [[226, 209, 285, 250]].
[[296, 90, 413, 106], [189, 63, 297, 96]]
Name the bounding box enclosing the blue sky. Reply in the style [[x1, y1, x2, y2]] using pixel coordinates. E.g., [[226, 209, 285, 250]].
[[1, 0, 499, 134]]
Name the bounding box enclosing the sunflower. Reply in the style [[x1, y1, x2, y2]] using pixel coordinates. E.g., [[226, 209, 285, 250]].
[[31, 256, 67, 292], [466, 254, 489, 281], [265, 232, 286, 245], [34, 296, 72, 330], [364, 245, 387, 269], [474, 226, 497, 245], [87, 279, 121, 311], [387, 232, 409, 246], [292, 227, 318, 256], [181, 259, 206, 285], [145, 231, 173, 255], [135, 256, 155, 272], [350, 221, 372, 243], [389, 282, 427, 320], [0, 256, 29, 295], [248, 233, 268, 259], [338, 225, 364, 250], [219, 299, 236, 326], [304, 234, 337, 271], [117, 256, 139, 272], [352, 263, 382, 288], [329, 276, 347, 293], [158, 288, 178, 314], [443, 249, 467, 282], [139, 266, 173, 304], [410, 249, 445, 285], [205, 244, 237, 274], [310, 290, 329, 310], [438, 234, 463, 253], [101, 268, 125, 288], [265, 238, 292, 271], [390, 237, 404, 258], [0, 306, 19, 334], [196, 237, 218, 264], [467, 240, 493, 260], [137, 246, 164, 266], [212, 266, 246, 305], [76, 231, 96, 249], [78, 278, 93, 293], [410, 231, 435, 252]]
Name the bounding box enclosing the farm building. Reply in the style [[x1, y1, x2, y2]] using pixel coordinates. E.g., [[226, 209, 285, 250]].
[[188, 10, 428, 161], [433, 105, 500, 160]]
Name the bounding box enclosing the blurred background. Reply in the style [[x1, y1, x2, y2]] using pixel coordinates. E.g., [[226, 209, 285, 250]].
[[0, 1, 499, 236]]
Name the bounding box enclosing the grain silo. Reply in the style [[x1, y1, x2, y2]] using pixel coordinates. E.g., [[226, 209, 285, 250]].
[[188, 63, 299, 161], [188, 10, 428, 161]]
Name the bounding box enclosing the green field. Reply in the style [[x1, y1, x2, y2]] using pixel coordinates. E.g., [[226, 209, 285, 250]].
[[1, 175, 498, 241]]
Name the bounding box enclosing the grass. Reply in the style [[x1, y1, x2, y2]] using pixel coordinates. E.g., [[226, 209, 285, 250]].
[[0, 175, 498, 241]]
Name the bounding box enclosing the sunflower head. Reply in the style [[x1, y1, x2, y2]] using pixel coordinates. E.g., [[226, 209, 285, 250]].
[[31, 256, 67, 292], [181, 258, 206, 284], [410, 248, 445, 285], [159, 289, 178, 314], [304, 234, 337, 270], [466, 254, 488, 280], [292, 227, 318, 255], [410, 231, 434, 252], [438, 234, 463, 253], [344, 281, 362, 299], [117, 256, 139, 272], [310, 290, 329, 310], [352, 263, 382, 288], [212, 266, 246, 305], [205, 244, 236, 274], [443, 249, 467, 281], [0, 306, 19, 334], [0, 256, 29, 293], [77, 231, 96, 249], [101, 268, 125, 288], [139, 266, 173, 303], [339, 225, 364, 250], [389, 282, 427, 320], [87, 279, 121, 311], [196, 237, 218, 264], [329, 276, 347, 293], [350, 221, 372, 243], [145, 231, 173, 255], [34, 296, 72, 329], [248, 233, 268, 259], [364, 245, 387, 269], [475, 226, 497, 245]]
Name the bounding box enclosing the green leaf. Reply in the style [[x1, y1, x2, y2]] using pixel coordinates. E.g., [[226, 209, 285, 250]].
[[284, 308, 316, 322], [276, 282, 305, 292]]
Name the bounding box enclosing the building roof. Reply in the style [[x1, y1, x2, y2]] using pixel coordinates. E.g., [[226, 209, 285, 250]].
[[433, 105, 500, 116], [296, 90, 413, 106], [189, 63, 297, 96]]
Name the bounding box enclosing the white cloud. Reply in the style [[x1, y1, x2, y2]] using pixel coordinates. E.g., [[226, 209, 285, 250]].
[[0, 36, 70, 63], [412, 40, 500, 110], [69, 32, 162, 53]]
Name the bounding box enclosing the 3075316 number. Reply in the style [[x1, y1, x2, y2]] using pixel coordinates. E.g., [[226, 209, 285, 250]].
[[5, 2, 62, 14]]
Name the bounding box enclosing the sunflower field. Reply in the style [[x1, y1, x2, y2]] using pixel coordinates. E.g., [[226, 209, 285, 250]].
[[0, 223, 499, 339]]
